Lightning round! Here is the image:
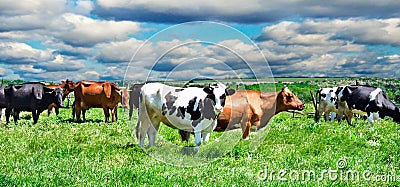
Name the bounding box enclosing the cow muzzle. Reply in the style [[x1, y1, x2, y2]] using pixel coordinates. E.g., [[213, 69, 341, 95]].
[[215, 105, 223, 113], [297, 103, 305, 110]]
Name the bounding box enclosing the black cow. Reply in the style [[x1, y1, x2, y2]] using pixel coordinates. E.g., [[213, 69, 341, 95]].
[[5, 82, 64, 124], [0, 86, 5, 120], [336, 85, 400, 126], [128, 83, 144, 120]]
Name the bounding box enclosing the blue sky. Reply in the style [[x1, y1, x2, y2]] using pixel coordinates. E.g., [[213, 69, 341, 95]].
[[0, 0, 399, 82]]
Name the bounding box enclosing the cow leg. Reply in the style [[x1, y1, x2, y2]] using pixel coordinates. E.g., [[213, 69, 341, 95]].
[[32, 110, 38, 124], [330, 112, 336, 122], [202, 132, 210, 145], [111, 106, 118, 122], [129, 107, 133, 120], [47, 104, 53, 116], [241, 121, 251, 140], [72, 101, 76, 120], [138, 119, 151, 148], [5, 108, 11, 124], [113, 107, 118, 122], [103, 108, 110, 123], [82, 109, 87, 122], [55, 106, 59, 116], [179, 130, 191, 142], [324, 113, 329, 122], [367, 112, 378, 126], [148, 119, 160, 147], [194, 131, 202, 152], [135, 120, 140, 140], [0, 108, 3, 121], [345, 112, 353, 126]]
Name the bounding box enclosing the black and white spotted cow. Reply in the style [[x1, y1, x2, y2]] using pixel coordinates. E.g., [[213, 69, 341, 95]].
[[317, 87, 341, 122], [336, 85, 400, 126], [136, 82, 235, 151]]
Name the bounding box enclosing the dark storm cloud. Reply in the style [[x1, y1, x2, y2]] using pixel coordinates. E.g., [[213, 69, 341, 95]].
[[92, 1, 400, 24]]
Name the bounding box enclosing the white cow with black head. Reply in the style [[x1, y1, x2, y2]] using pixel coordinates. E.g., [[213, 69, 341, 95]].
[[136, 83, 235, 151]]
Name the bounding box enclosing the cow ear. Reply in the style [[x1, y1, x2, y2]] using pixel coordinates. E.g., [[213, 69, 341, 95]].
[[226, 89, 235, 96], [281, 85, 288, 92], [203, 86, 214, 94]]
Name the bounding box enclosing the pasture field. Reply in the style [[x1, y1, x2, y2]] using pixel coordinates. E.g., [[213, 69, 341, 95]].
[[0, 103, 399, 186]]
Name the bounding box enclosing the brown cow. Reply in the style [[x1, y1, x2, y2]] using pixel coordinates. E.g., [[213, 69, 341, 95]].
[[215, 87, 304, 140], [65, 80, 121, 123], [121, 89, 129, 112]]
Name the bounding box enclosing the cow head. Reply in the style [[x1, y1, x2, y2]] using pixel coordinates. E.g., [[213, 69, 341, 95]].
[[63, 79, 77, 94], [277, 86, 304, 111], [45, 87, 64, 108], [203, 83, 235, 113]]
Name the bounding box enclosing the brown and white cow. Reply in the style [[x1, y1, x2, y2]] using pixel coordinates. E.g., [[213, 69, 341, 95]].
[[215, 87, 304, 140], [65, 80, 122, 123]]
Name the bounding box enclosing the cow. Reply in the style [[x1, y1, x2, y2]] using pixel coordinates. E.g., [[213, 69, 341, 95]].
[[0, 86, 5, 120], [46, 81, 72, 116], [65, 80, 122, 123], [316, 87, 340, 122], [121, 89, 130, 112], [212, 86, 304, 140], [128, 83, 144, 120], [137, 83, 235, 151], [336, 85, 400, 126], [4, 82, 64, 124]]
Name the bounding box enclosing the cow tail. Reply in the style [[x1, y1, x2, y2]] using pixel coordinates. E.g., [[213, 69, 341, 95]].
[[103, 83, 112, 99]]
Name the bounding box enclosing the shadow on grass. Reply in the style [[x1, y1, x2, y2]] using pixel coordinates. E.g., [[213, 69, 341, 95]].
[[61, 118, 104, 124], [181, 146, 197, 155]]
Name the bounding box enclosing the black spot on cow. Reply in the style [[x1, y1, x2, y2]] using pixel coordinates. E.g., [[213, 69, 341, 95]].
[[330, 97, 336, 103], [175, 88, 184, 92], [164, 91, 177, 110], [177, 106, 185, 119], [162, 103, 167, 115], [169, 106, 177, 116], [202, 98, 217, 120], [186, 97, 200, 119]]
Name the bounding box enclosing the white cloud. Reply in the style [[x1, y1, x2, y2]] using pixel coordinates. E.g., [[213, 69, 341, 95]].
[[34, 55, 86, 71], [10, 64, 45, 74], [75, 70, 100, 80], [49, 13, 141, 47], [0, 67, 6, 76], [0, 0, 65, 16], [0, 42, 53, 64], [258, 18, 400, 46]]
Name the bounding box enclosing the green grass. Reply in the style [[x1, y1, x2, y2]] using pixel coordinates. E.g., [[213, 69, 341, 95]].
[[0, 104, 399, 186]]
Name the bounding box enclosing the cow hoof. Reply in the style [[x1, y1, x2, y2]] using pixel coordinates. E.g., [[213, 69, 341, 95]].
[[242, 137, 250, 141]]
